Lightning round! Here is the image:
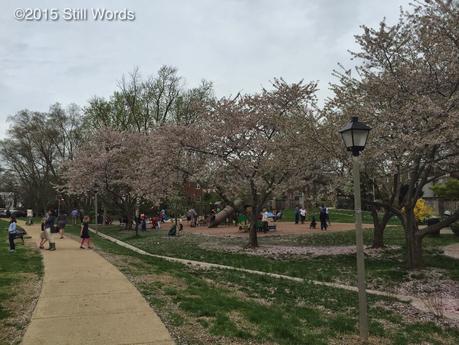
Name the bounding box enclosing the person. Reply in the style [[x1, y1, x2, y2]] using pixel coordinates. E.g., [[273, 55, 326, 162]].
[[294, 206, 300, 224], [319, 205, 328, 231], [309, 215, 317, 230], [39, 216, 48, 249], [80, 215, 92, 249], [299, 207, 307, 224], [141, 214, 147, 232], [71, 208, 79, 224], [134, 215, 140, 232], [273, 210, 282, 222], [8, 216, 17, 253], [44, 210, 56, 251], [58, 213, 67, 239], [325, 206, 331, 226], [209, 209, 216, 225], [188, 208, 198, 227], [160, 209, 166, 222], [261, 209, 269, 233]]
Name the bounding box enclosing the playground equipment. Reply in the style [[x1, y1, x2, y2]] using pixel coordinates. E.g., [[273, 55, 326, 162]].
[[208, 199, 243, 228]]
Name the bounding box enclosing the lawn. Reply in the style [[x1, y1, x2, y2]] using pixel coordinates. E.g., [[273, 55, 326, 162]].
[[63, 223, 459, 345], [82, 224, 459, 292], [0, 220, 43, 345]]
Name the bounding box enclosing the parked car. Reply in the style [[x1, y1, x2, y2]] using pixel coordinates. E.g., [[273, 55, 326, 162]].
[[10, 209, 27, 217], [0, 209, 8, 217]]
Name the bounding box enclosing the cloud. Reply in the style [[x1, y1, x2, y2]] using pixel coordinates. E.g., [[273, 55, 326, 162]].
[[0, 0, 412, 138]]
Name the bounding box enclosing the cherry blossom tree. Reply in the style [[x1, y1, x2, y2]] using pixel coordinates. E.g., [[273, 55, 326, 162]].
[[328, 0, 459, 267], [61, 127, 175, 231], [172, 79, 321, 247]]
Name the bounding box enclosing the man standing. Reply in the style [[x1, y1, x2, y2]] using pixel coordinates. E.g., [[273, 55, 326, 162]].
[[71, 208, 79, 224], [44, 210, 56, 251], [319, 205, 328, 231], [294, 206, 300, 224]]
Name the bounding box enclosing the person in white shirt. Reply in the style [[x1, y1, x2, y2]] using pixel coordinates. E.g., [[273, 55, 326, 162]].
[[261, 209, 269, 232], [8, 216, 17, 252], [299, 207, 307, 224]]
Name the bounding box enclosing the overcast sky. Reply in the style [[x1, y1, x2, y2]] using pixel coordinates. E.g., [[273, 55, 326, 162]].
[[0, 0, 412, 138]]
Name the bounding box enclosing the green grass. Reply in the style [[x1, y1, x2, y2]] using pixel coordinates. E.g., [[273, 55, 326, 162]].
[[63, 223, 459, 345], [81, 224, 459, 290], [0, 220, 43, 345]]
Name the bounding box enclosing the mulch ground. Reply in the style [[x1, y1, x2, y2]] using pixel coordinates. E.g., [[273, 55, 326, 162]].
[[180, 221, 374, 237]]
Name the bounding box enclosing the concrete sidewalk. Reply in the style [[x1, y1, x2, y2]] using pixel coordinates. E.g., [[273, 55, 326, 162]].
[[21, 223, 174, 345]]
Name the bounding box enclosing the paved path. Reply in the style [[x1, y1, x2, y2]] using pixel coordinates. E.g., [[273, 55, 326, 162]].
[[444, 242, 459, 260], [21, 222, 174, 345]]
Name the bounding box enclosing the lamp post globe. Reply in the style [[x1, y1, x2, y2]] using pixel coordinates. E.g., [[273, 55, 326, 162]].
[[339, 116, 371, 156]]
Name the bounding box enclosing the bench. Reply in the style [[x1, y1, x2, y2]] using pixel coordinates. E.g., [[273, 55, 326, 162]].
[[13, 226, 27, 244]]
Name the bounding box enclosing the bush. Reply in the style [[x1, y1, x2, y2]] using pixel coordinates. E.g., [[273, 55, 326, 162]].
[[414, 198, 433, 223]]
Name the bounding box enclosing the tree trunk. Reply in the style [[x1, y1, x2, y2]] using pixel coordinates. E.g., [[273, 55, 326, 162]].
[[372, 224, 385, 248], [371, 207, 392, 248], [404, 208, 423, 269], [248, 209, 258, 248]]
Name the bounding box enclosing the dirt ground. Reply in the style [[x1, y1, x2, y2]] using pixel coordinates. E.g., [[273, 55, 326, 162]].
[[180, 221, 374, 237]]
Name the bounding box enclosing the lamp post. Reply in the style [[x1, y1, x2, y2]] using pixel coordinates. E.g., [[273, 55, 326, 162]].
[[57, 196, 64, 217], [339, 116, 371, 342], [94, 190, 98, 234]]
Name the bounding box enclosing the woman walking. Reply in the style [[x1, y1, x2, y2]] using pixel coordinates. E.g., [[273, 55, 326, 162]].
[[80, 215, 92, 249], [58, 213, 67, 239], [39, 216, 48, 249], [8, 216, 17, 253]]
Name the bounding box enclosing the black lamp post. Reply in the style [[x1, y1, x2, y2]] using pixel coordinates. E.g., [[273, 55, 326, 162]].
[[339, 116, 371, 342], [339, 117, 371, 156]]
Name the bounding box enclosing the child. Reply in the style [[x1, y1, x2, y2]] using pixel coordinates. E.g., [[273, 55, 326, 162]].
[[39, 217, 48, 249], [8, 216, 17, 253], [80, 215, 92, 249], [309, 215, 317, 230]]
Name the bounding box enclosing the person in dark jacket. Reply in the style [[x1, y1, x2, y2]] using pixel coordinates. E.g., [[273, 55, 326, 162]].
[[294, 206, 300, 224], [44, 210, 56, 251], [319, 205, 328, 231], [80, 215, 92, 249]]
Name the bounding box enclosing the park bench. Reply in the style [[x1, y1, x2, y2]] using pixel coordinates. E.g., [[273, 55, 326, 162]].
[[239, 223, 277, 232], [13, 226, 28, 244]]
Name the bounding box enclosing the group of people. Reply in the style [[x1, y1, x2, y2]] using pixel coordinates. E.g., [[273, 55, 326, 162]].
[[37, 209, 92, 250], [294, 204, 331, 231], [6, 209, 93, 253]]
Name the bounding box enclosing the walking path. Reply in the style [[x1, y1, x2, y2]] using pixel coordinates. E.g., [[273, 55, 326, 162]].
[[90, 227, 459, 321], [21, 222, 174, 345], [444, 242, 459, 260]]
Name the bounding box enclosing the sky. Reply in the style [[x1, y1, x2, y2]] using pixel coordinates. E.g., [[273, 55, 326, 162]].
[[0, 0, 412, 138]]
